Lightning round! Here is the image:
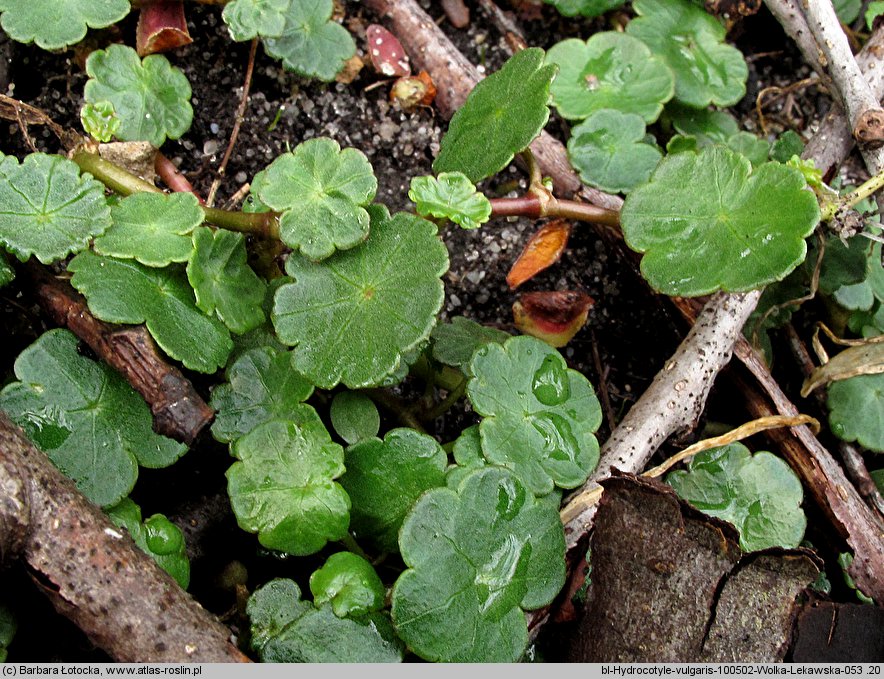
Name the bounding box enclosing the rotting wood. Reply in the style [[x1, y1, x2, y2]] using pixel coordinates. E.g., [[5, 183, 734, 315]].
[[0, 413, 249, 662]]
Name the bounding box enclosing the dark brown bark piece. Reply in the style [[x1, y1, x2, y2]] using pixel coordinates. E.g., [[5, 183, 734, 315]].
[[792, 599, 884, 662], [569, 474, 820, 662], [0, 413, 248, 662], [700, 552, 820, 662], [25, 263, 214, 445], [569, 474, 742, 662]]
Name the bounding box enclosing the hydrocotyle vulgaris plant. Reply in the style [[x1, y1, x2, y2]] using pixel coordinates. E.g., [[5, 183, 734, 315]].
[[0, 0, 878, 660]]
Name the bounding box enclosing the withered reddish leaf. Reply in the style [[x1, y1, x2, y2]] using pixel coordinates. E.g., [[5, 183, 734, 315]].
[[366, 24, 410, 77], [507, 219, 572, 290], [136, 1, 192, 56], [512, 290, 593, 348], [390, 71, 436, 110]]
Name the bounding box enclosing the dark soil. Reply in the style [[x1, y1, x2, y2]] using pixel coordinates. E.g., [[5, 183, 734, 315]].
[[0, 0, 867, 663]]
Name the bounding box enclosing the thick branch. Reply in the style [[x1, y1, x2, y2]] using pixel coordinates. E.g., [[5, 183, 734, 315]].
[[800, 0, 884, 148], [560, 290, 762, 548], [0, 413, 249, 662], [25, 264, 213, 445]]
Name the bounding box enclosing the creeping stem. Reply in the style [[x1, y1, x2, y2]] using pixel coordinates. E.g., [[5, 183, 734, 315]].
[[72, 150, 279, 239]]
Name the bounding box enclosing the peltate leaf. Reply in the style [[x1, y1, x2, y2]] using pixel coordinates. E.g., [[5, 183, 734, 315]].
[[309, 552, 385, 618], [68, 251, 232, 373], [256, 137, 377, 261], [546, 33, 674, 122], [567, 109, 663, 194], [408, 172, 492, 230], [0, 330, 186, 507], [329, 391, 380, 445], [248, 579, 403, 662], [620, 145, 820, 296], [542, 0, 625, 17], [340, 428, 448, 553], [187, 226, 267, 334], [273, 205, 448, 389], [727, 131, 771, 168], [210, 346, 315, 443], [433, 48, 556, 183], [0, 0, 129, 50], [228, 419, 350, 555], [828, 374, 884, 453], [666, 443, 807, 551], [771, 130, 805, 164], [467, 335, 602, 495], [222, 0, 290, 41], [84, 44, 193, 147], [0, 153, 110, 264], [106, 498, 190, 589], [627, 0, 747, 108], [262, 0, 356, 82], [94, 192, 203, 267], [391, 467, 566, 662], [430, 316, 510, 372], [665, 102, 740, 143]]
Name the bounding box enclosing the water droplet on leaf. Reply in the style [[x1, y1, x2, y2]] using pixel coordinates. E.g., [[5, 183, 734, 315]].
[[532, 354, 570, 406]]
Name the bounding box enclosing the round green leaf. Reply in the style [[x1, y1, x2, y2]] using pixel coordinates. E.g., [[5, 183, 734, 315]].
[[626, 0, 747, 108], [257, 138, 377, 261], [665, 102, 740, 143], [228, 419, 350, 556], [770, 130, 805, 164], [0, 0, 129, 50], [543, 0, 625, 17], [0, 153, 111, 264], [68, 252, 232, 373], [263, 0, 356, 82], [546, 33, 674, 122], [727, 131, 771, 168], [567, 109, 663, 194], [84, 44, 193, 147], [187, 226, 267, 334], [828, 374, 884, 453], [248, 579, 403, 663], [467, 335, 602, 496], [340, 428, 448, 553], [223, 0, 290, 41], [106, 499, 190, 589], [210, 346, 315, 443], [94, 192, 203, 267], [666, 443, 806, 552], [0, 330, 186, 507], [273, 205, 448, 389], [621, 145, 820, 297], [309, 552, 385, 618], [433, 48, 557, 183], [329, 391, 380, 445], [392, 467, 566, 662], [408, 172, 492, 230], [431, 316, 511, 373]]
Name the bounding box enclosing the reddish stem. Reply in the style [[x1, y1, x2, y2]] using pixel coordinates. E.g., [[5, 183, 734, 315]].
[[155, 152, 205, 204]]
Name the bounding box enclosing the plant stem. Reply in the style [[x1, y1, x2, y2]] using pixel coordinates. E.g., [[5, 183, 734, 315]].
[[489, 194, 620, 227], [364, 388, 427, 434], [409, 354, 464, 392], [72, 151, 279, 239], [841, 170, 884, 210], [339, 533, 371, 562], [421, 377, 467, 422]]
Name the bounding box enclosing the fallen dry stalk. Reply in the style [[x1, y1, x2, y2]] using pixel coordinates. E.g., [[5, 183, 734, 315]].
[[561, 414, 819, 524]]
